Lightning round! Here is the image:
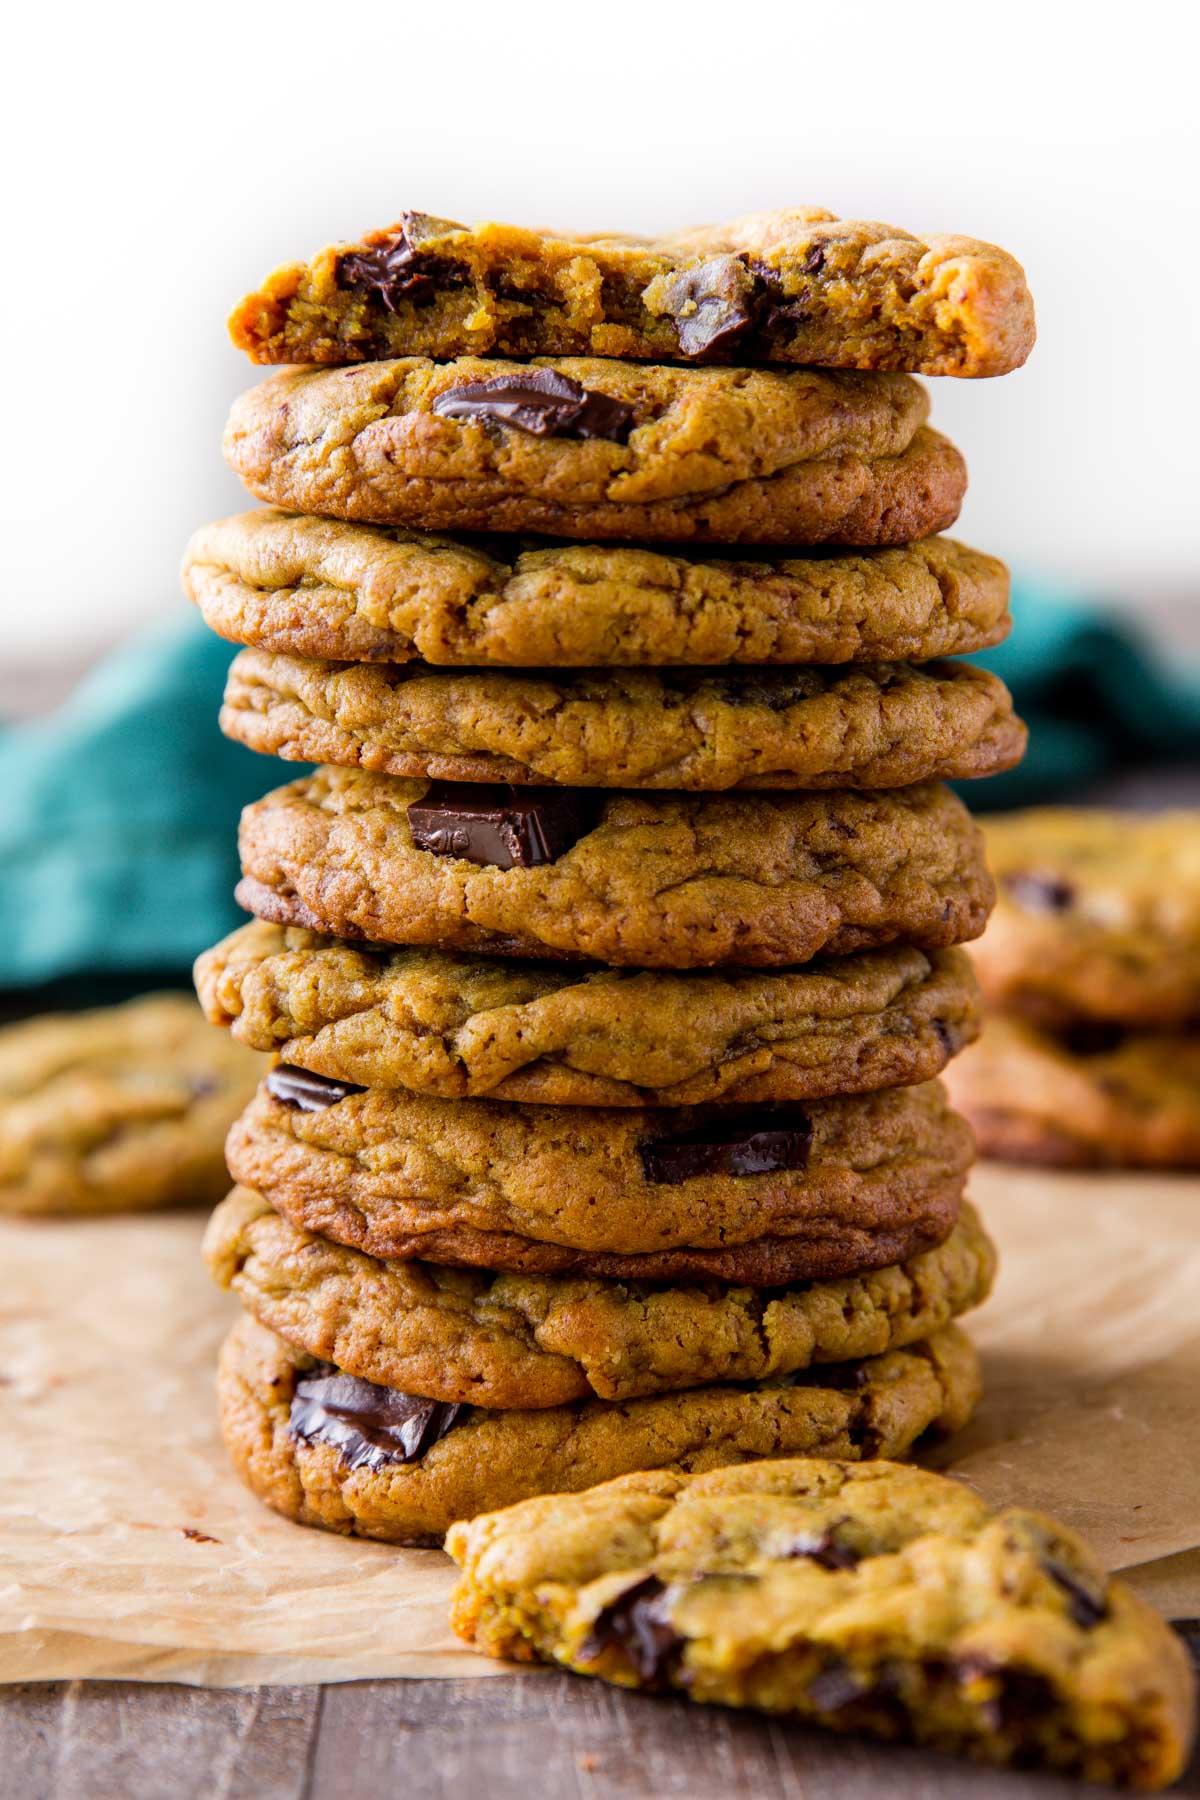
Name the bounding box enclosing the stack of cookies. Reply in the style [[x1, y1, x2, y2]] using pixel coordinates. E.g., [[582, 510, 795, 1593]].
[[946, 808, 1200, 1167], [186, 207, 1034, 1545]]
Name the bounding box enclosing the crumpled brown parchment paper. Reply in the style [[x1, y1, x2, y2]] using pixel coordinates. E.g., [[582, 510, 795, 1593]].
[[2, 1163, 1198, 1687]]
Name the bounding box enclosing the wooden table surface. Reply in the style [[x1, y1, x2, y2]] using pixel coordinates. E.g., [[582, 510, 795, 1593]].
[[6, 1664, 1200, 1800]]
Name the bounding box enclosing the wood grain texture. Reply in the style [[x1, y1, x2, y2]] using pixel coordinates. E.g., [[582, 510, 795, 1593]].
[[4, 1669, 1199, 1800]]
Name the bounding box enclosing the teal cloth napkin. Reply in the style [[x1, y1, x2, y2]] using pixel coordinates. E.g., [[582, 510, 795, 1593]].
[[1, 588, 1198, 988], [967, 572, 1200, 808], [0, 620, 270, 989]]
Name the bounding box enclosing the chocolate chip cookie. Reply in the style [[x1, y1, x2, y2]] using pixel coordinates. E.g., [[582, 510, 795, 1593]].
[[447, 1459, 1195, 1790], [944, 1013, 1200, 1169], [235, 771, 995, 969], [223, 360, 966, 545], [183, 511, 1013, 668], [218, 1315, 981, 1546], [0, 993, 261, 1215], [207, 1186, 995, 1408], [221, 650, 1025, 792], [229, 208, 1035, 377], [224, 1074, 972, 1284], [972, 809, 1200, 1026], [197, 923, 980, 1106]]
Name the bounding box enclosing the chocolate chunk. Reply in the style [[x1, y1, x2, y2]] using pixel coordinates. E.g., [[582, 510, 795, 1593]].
[[639, 1105, 812, 1185], [807, 1661, 872, 1712], [956, 1655, 1055, 1733], [788, 1526, 861, 1571], [745, 257, 813, 337], [1004, 872, 1075, 913], [336, 211, 466, 311], [1043, 1559, 1108, 1629], [933, 1018, 960, 1057], [430, 368, 634, 442], [265, 1064, 366, 1111], [289, 1367, 465, 1472], [656, 254, 756, 357], [1059, 1022, 1127, 1058], [577, 1575, 681, 1686], [1171, 1620, 1200, 1674], [803, 245, 827, 275], [407, 782, 600, 870]]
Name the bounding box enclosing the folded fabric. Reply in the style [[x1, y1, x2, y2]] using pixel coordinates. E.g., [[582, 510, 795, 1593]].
[[967, 573, 1200, 808], [1, 585, 1197, 989], [0, 619, 272, 989]]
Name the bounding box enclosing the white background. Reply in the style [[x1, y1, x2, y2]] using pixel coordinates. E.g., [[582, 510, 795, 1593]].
[[1, 1, 1197, 668]]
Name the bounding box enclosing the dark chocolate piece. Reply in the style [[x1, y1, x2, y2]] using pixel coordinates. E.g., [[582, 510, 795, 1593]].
[[788, 1526, 861, 1571], [1058, 1022, 1127, 1058], [1004, 872, 1075, 913], [745, 258, 814, 337], [1043, 1559, 1108, 1630], [407, 782, 600, 870], [265, 1064, 366, 1112], [956, 1655, 1056, 1734], [430, 368, 635, 442], [577, 1575, 681, 1686], [656, 254, 756, 357], [807, 1661, 872, 1712], [289, 1366, 466, 1472], [335, 211, 466, 311], [639, 1106, 812, 1185]]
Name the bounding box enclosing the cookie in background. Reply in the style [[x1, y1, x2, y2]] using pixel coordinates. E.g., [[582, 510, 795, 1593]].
[[0, 993, 263, 1215], [947, 809, 1200, 1168]]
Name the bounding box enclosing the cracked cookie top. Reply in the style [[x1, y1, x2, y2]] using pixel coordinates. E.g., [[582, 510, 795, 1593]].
[[223, 1075, 972, 1284], [183, 513, 1012, 669], [223, 358, 964, 545], [218, 1315, 981, 1546], [196, 924, 980, 1107], [229, 208, 1034, 377], [219, 649, 1025, 792], [206, 1186, 995, 1409], [235, 770, 995, 969]]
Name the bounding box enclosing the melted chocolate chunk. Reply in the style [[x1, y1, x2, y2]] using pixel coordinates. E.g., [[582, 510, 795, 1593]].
[[336, 211, 466, 311], [265, 1064, 367, 1111], [788, 1526, 861, 1571], [956, 1655, 1056, 1734], [807, 1661, 873, 1712], [1058, 1022, 1127, 1058], [639, 1106, 812, 1185], [407, 782, 600, 870], [430, 368, 634, 442], [289, 1366, 466, 1472], [657, 254, 756, 357], [744, 258, 814, 337], [1004, 871, 1075, 913], [577, 1575, 681, 1686], [1043, 1559, 1108, 1629]]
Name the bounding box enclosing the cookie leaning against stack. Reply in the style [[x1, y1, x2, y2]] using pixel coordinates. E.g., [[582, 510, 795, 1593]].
[[945, 808, 1200, 1166], [188, 203, 1033, 1546]]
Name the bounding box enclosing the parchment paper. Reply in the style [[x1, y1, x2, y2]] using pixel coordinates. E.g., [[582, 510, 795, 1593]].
[[2, 1163, 1198, 1688]]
